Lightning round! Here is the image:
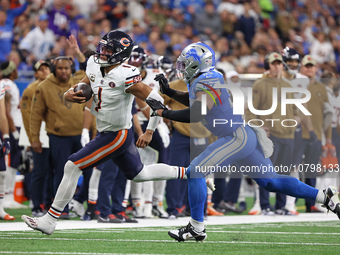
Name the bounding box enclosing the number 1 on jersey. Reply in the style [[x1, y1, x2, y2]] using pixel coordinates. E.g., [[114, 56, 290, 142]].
[[95, 87, 102, 112]]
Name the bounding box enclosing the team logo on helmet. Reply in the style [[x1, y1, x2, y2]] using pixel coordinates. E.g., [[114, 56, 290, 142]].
[[185, 49, 202, 63], [120, 38, 131, 47]]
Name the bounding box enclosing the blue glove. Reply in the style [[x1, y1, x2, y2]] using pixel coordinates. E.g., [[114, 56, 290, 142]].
[[0, 138, 11, 157], [309, 131, 317, 144]]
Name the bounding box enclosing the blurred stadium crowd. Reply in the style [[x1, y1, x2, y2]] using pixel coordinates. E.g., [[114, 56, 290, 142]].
[[0, 0, 340, 79]]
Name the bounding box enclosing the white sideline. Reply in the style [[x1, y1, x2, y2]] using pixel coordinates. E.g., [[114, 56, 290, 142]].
[[0, 213, 338, 232]]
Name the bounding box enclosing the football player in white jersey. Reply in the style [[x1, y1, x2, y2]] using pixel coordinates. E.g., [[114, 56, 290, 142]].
[[22, 30, 187, 235], [0, 61, 24, 209], [0, 78, 14, 220], [128, 46, 170, 218]]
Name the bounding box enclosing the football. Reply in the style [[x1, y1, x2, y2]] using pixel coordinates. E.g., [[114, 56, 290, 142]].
[[74, 82, 92, 102]]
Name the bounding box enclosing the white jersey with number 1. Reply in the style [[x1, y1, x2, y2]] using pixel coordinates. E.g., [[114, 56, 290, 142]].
[[86, 56, 142, 132]]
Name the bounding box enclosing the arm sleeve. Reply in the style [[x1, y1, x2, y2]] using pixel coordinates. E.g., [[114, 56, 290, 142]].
[[161, 101, 206, 123], [145, 90, 163, 131]]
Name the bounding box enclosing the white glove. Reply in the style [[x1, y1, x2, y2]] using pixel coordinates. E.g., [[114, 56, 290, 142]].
[[156, 121, 170, 148], [81, 128, 90, 147]]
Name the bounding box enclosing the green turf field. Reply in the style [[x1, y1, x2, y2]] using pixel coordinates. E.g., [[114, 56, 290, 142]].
[[1, 198, 339, 254], [1, 221, 340, 254]]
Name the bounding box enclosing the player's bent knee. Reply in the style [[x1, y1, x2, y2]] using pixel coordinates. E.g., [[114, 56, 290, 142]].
[[64, 160, 81, 173]]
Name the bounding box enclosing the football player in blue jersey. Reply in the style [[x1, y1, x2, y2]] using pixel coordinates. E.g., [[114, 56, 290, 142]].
[[147, 42, 340, 242]]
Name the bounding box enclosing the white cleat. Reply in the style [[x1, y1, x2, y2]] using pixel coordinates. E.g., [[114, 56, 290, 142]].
[[168, 222, 207, 242], [322, 186, 340, 219], [21, 215, 56, 235], [248, 203, 261, 215], [69, 199, 85, 217], [206, 178, 215, 191], [152, 202, 169, 218]]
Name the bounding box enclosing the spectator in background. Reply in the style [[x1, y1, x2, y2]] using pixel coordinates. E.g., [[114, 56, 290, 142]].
[[236, 2, 256, 47], [20, 60, 52, 217], [298, 55, 332, 213], [0, 0, 30, 27], [102, 0, 127, 29], [194, 2, 222, 41], [29, 57, 84, 219], [0, 10, 12, 62], [47, 0, 69, 37], [310, 31, 335, 65], [19, 14, 55, 66]]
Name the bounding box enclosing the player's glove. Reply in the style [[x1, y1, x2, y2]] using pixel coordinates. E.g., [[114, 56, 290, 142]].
[[0, 138, 11, 157], [309, 131, 317, 144], [146, 98, 168, 116], [154, 74, 175, 97]]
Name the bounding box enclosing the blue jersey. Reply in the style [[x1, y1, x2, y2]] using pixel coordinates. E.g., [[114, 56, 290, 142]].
[[188, 70, 243, 138]]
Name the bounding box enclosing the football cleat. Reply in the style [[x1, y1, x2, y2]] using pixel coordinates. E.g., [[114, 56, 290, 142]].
[[168, 222, 207, 242], [206, 202, 223, 216], [97, 214, 123, 223], [322, 186, 340, 219], [152, 202, 169, 218], [0, 213, 15, 220], [206, 178, 216, 191], [218, 201, 243, 213], [69, 199, 85, 217], [261, 208, 275, 216], [248, 203, 261, 215], [275, 208, 297, 216], [115, 211, 138, 223], [21, 215, 56, 235]]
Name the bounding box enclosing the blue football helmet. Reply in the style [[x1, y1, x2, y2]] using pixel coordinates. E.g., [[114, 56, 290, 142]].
[[176, 42, 215, 83], [281, 47, 301, 75]]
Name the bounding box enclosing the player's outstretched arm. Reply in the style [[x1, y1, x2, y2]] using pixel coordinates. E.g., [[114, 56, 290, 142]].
[[127, 82, 163, 148], [154, 74, 189, 106]]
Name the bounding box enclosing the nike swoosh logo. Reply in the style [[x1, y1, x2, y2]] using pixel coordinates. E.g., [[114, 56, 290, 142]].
[[132, 68, 136, 71]]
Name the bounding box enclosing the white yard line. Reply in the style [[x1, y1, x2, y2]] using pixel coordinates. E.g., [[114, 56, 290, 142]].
[[0, 236, 340, 246], [0, 213, 338, 232], [0, 213, 339, 232]]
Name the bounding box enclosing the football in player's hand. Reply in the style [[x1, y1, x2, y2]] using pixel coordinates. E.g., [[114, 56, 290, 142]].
[[74, 83, 92, 102]]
